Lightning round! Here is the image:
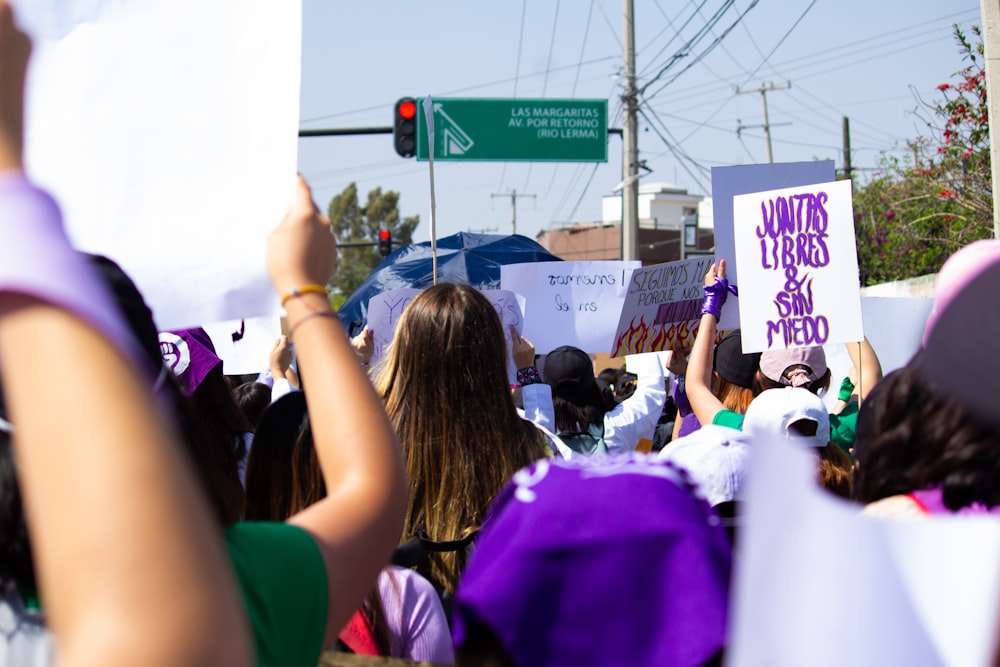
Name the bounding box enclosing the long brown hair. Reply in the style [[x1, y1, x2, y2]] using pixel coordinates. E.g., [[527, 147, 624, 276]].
[[376, 283, 548, 593]]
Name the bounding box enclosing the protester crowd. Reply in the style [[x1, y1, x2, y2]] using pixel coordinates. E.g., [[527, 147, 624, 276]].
[[2, 3, 1000, 665]]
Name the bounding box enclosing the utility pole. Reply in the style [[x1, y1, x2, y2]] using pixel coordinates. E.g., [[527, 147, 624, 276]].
[[981, 0, 1000, 238], [491, 189, 535, 236], [736, 81, 791, 163], [842, 116, 853, 181], [621, 0, 639, 261]]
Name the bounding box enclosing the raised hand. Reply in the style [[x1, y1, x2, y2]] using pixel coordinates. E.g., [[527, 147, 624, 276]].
[[266, 175, 337, 298]]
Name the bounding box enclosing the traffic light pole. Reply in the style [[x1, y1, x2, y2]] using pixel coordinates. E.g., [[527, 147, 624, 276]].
[[298, 127, 391, 137]]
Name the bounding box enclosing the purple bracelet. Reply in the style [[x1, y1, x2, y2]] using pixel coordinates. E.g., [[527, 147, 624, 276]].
[[701, 277, 738, 321], [517, 365, 542, 386]]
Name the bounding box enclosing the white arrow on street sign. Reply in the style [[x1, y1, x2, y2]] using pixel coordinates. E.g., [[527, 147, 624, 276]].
[[433, 103, 474, 156]]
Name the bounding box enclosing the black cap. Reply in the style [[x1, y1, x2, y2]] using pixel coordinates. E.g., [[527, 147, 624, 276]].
[[712, 331, 760, 389], [543, 345, 600, 405]]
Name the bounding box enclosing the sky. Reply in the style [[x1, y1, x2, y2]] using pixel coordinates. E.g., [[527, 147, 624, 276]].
[[297, 1, 982, 244]]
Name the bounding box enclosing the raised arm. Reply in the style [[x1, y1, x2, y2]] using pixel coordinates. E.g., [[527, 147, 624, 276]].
[[270, 177, 408, 644], [0, 6, 250, 665], [846, 337, 882, 402], [685, 260, 728, 426]]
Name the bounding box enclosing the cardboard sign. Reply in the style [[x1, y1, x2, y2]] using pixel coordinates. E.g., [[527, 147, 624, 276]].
[[367, 287, 525, 384], [500, 260, 640, 354], [15, 1, 301, 330], [733, 179, 863, 353], [610, 256, 715, 356], [711, 161, 836, 329]]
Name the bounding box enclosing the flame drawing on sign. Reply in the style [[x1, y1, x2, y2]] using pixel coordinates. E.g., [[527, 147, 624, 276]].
[[613, 315, 652, 357]]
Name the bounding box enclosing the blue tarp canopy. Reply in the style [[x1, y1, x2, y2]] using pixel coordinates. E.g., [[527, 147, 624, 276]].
[[338, 232, 563, 337]]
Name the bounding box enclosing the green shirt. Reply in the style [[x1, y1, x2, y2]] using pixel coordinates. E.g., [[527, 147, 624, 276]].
[[226, 522, 329, 667]]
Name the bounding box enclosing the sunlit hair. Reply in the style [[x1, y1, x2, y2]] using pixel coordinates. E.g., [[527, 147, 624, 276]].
[[712, 372, 757, 415], [817, 444, 853, 498], [375, 282, 548, 593]]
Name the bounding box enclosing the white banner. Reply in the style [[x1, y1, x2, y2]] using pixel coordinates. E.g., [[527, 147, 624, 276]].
[[500, 260, 639, 354], [15, 0, 302, 330]]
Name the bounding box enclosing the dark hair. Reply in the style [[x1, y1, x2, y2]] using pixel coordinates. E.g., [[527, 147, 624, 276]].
[[243, 391, 311, 522], [551, 386, 618, 434], [184, 367, 249, 524], [244, 403, 390, 655], [0, 404, 35, 590], [853, 356, 1000, 510], [232, 381, 272, 431], [85, 253, 247, 526]]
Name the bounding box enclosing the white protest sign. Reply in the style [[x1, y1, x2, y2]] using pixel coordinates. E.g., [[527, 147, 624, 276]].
[[14, 0, 301, 330], [729, 432, 1000, 667], [202, 316, 282, 376], [500, 260, 639, 354], [367, 288, 423, 365], [610, 256, 715, 357], [367, 287, 526, 384], [711, 161, 836, 329], [733, 180, 863, 353]]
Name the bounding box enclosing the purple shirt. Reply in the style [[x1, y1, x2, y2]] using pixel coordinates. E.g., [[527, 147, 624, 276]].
[[0, 173, 149, 373]]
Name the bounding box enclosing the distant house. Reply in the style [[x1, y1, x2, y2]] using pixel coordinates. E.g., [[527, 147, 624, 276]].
[[537, 182, 714, 263]]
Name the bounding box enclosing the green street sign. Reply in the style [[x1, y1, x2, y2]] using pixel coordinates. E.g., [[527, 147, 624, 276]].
[[415, 98, 608, 162]]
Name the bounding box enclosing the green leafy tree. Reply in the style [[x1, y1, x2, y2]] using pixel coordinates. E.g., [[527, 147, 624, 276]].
[[326, 182, 420, 300], [853, 25, 992, 286]]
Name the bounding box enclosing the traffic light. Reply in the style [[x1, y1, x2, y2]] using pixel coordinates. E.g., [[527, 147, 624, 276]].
[[393, 97, 417, 158], [378, 228, 392, 257]]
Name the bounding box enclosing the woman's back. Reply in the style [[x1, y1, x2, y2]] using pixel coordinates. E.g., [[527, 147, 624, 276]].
[[376, 282, 548, 594]]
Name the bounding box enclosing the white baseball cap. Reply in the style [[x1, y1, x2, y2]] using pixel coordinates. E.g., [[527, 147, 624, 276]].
[[743, 387, 830, 449]]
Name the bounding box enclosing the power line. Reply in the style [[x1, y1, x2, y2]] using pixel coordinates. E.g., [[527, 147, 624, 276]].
[[734, 0, 816, 89], [299, 56, 617, 126], [632, 10, 977, 114], [638, 0, 713, 78], [638, 104, 711, 193], [639, 0, 738, 96], [522, 0, 563, 194], [645, 0, 762, 98], [541, 0, 597, 205]]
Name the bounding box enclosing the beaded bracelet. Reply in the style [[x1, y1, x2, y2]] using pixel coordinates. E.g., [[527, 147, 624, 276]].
[[280, 284, 328, 307], [288, 309, 339, 341]]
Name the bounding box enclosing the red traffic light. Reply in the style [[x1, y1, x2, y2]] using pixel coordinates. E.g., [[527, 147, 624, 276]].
[[398, 100, 417, 120], [378, 228, 392, 257], [394, 97, 418, 158]]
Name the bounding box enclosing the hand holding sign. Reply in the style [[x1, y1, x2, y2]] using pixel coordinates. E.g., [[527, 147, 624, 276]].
[[510, 326, 536, 370]]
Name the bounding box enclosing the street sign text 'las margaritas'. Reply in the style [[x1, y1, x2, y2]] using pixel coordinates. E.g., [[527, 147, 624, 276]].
[[416, 97, 608, 162]]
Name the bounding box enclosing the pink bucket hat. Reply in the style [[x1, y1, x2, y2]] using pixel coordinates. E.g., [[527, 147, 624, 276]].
[[922, 239, 1000, 346]]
